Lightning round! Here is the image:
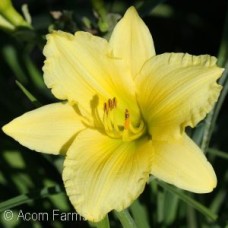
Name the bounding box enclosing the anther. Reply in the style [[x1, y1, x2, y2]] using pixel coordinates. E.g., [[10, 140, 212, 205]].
[[104, 103, 108, 115], [108, 99, 113, 110], [113, 97, 117, 108], [125, 109, 130, 119], [124, 109, 130, 129]]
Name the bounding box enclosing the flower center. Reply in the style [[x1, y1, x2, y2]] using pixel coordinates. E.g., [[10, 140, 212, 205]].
[[102, 97, 145, 141]]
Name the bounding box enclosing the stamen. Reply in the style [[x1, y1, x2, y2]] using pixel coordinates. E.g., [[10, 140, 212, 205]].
[[124, 109, 130, 129], [104, 102, 108, 115], [103, 98, 145, 141], [113, 97, 117, 108], [108, 99, 113, 110], [103, 97, 119, 137]]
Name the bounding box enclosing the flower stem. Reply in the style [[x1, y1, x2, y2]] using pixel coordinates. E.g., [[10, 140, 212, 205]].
[[91, 215, 110, 228], [114, 209, 138, 228]]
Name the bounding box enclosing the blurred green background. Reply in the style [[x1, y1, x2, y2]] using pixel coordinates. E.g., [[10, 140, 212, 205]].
[[0, 0, 227, 227]]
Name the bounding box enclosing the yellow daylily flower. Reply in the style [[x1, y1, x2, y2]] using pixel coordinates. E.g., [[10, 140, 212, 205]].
[[2, 6, 224, 222]]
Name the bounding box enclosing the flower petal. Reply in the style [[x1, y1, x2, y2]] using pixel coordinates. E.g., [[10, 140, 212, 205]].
[[63, 129, 152, 222], [136, 53, 224, 136], [2, 103, 84, 154], [109, 6, 155, 79], [43, 30, 140, 123], [151, 134, 217, 193], [43, 31, 111, 104]]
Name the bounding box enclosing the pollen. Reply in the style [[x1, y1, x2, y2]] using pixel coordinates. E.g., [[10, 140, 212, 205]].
[[103, 97, 117, 115]]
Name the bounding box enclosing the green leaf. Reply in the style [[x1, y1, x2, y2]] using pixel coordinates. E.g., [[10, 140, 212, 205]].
[[23, 55, 46, 91], [2, 45, 27, 83], [137, 0, 168, 17], [91, 0, 109, 32], [156, 180, 218, 221], [210, 171, 228, 214], [157, 190, 164, 223], [217, 3, 228, 67], [15, 80, 41, 107], [207, 148, 228, 160], [156, 188, 179, 224], [199, 2, 228, 152], [163, 190, 179, 224], [210, 189, 226, 214], [130, 200, 150, 228], [191, 123, 205, 146], [0, 185, 63, 212], [186, 206, 197, 228], [200, 65, 228, 152]]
